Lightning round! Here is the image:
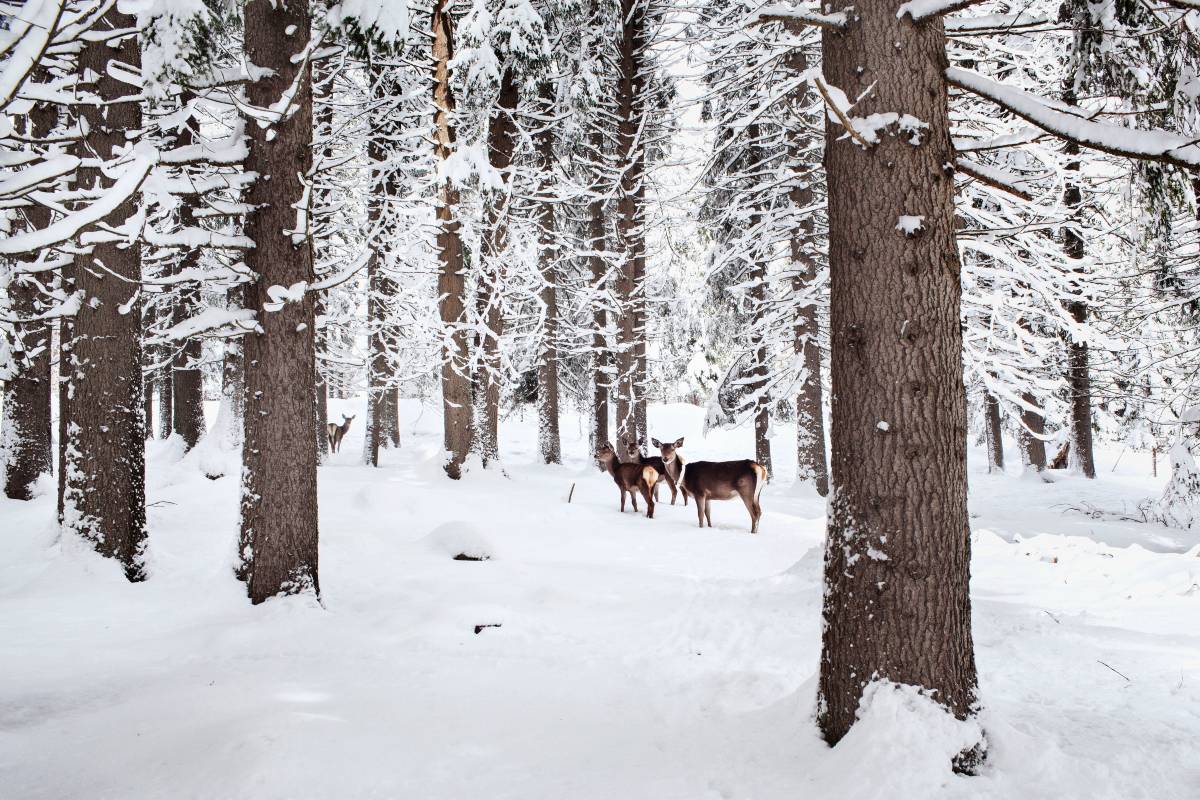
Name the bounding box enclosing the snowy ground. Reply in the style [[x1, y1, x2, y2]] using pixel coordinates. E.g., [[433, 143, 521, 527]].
[[2, 399, 1198, 799]]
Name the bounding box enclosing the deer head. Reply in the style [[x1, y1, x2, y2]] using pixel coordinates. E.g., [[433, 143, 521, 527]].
[[651, 437, 685, 464]]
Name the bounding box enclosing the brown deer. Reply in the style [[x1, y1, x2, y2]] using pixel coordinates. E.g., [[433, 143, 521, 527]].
[[596, 442, 659, 518], [619, 434, 677, 505], [682, 459, 767, 533], [327, 414, 354, 453], [648, 436, 688, 506]]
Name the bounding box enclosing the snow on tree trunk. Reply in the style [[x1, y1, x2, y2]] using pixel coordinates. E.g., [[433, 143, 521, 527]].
[[61, 8, 148, 581], [169, 104, 207, 453], [3, 91, 55, 500], [433, 0, 473, 479], [589, 161, 610, 464], [536, 85, 562, 465], [474, 66, 519, 468], [1061, 119, 1096, 479], [985, 392, 1004, 473], [818, 2, 982, 763], [1018, 388, 1047, 471], [1155, 408, 1200, 529], [236, 0, 320, 603], [614, 0, 647, 462]]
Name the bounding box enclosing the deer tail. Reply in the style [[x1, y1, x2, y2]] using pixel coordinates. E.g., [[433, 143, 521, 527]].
[[642, 466, 658, 496], [752, 463, 767, 500]]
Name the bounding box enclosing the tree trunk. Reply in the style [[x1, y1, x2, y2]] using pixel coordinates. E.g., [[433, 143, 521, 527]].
[[170, 102, 207, 452], [536, 86, 562, 465], [985, 392, 1004, 473], [1018, 389, 1047, 471], [62, 8, 148, 581], [615, 0, 646, 462], [589, 159, 610, 463], [818, 4, 981, 761], [156, 357, 173, 439], [237, 0, 320, 603], [312, 62, 332, 466], [786, 48, 830, 497], [1061, 126, 1095, 479], [474, 67, 519, 467], [433, 0, 472, 479], [364, 61, 401, 468], [3, 92, 55, 500]]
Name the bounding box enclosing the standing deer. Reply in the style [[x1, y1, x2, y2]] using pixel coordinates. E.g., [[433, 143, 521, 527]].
[[327, 414, 354, 454], [682, 458, 767, 533], [597, 442, 659, 518], [648, 436, 688, 506], [619, 434, 684, 505]]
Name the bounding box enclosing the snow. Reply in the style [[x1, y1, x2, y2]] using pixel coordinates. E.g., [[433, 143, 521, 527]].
[[1, 398, 1198, 798], [896, 215, 925, 235]]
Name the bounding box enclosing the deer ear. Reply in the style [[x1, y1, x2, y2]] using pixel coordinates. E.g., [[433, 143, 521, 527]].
[[675, 437, 685, 448], [651, 438, 662, 448]]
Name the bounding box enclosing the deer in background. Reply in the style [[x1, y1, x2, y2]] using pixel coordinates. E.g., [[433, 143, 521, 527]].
[[327, 414, 354, 454], [682, 458, 767, 533], [597, 442, 659, 518]]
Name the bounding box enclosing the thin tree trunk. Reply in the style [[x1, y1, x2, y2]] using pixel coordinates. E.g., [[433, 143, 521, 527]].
[[433, 0, 472, 479], [63, 8, 148, 581], [615, 0, 646, 462], [1019, 389, 1047, 471], [473, 67, 519, 467], [985, 392, 1004, 473], [589, 158, 610, 463], [3, 92, 55, 500], [536, 86, 562, 465], [237, 0, 319, 603], [156, 357, 173, 439], [170, 100, 207, 452], [786, 48, 829, 497], [818, 4, 981, 762], [1061, 124, 1096, 478], [364, 61, 400, 467], [312, 62, 332, 466]]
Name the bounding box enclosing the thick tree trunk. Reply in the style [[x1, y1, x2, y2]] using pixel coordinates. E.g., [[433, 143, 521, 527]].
[[62, 9, 147, 581], [3, 93, 55, 500], [535, 87, 562, 465], [818, 4, 981, 760], [433, 0, 472, 479], [473, 67, 519, 467], [236, 1, 320, 603], [985, 392, 1004, 473], [364, 63, 401, 468], [1061, 128, 1095, 478], [615, 0, 647, 462]]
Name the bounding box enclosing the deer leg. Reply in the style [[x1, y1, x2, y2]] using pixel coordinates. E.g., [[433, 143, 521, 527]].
[[694, 495, 706, 529], [631, 490, 639, 512], [620, 489, 626, 513], [705, 500, 713, 528], [665, 472, 678, 505], [739, 488, 758, 534], [643, 481, 655, 519]]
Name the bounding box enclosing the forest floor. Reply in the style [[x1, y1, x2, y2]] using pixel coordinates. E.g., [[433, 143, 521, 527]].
[[2, 399, 1198, 799]]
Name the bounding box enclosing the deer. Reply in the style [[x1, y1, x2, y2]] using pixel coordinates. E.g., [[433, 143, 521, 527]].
[[618, 434, 675, 505], [647, 436, 688, 506], [596, 441, 659, 519], [327, 414, 354, 454], [681, 458, 768, 533]]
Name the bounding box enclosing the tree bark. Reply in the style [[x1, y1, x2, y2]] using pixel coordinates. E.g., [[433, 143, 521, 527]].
[[3, 92, 55, 500], [818, 3, 981, 760], [433, 0, 473, 479], [170, 107, 207, 453], [536, 86, 562, 465], [156, 352, 173, 440], [237, 0, 320, 603], [62, 8, 148, 581], [589, 151, 610, 463], [364, 61, 401, 468], [312, 62, 332, 466], [786, 48, 829, 497], [614, 0, 647, 462], [473, 67, 519, 467], [985, 392, 1004, 473], [1061, 123, 1095, 478], [1018, 389, 1047, 471]]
